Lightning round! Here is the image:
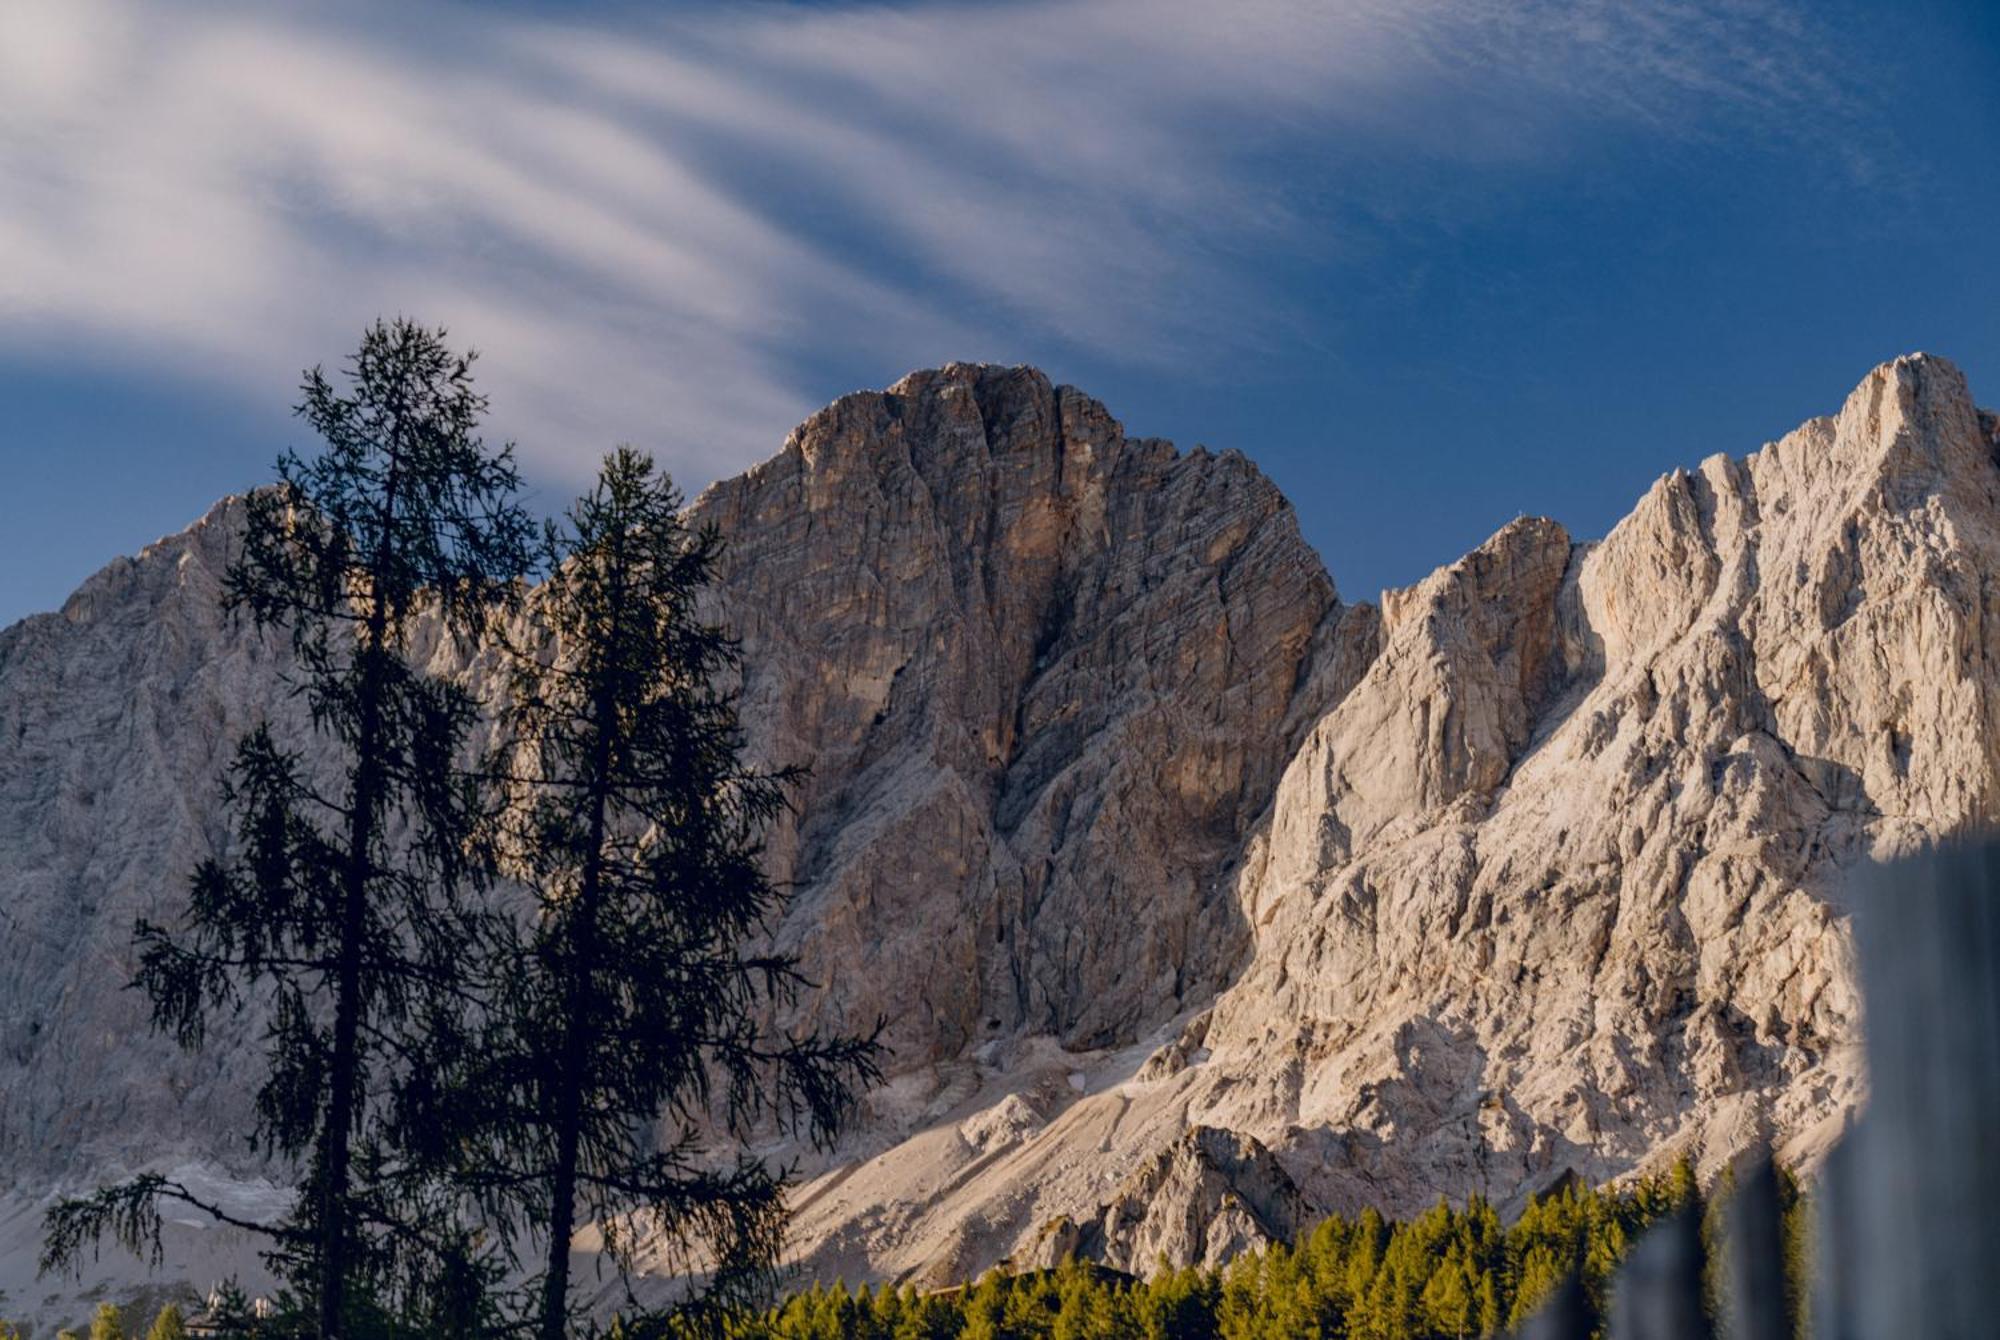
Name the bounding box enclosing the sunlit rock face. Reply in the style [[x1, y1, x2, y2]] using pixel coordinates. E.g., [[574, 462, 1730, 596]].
[[763, 354, 2000, 1292], [5, 354, 1999, 1318], [693, 363, 1366, 1068], [1190, 354, 2000, 1219]]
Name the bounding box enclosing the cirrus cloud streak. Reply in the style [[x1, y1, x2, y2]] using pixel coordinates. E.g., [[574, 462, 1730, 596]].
[[0, 0, 1874, 488]]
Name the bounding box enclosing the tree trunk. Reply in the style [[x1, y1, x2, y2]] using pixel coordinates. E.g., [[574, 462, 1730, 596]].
[[320, 463, 400, 1340], [540, 547, 626, 1340], [320, 642, 385, 1340], [537, 843, 601, 1340], [538, 832, 604, 1340]]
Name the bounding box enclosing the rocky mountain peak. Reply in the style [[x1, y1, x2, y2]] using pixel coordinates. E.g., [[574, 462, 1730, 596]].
[[763, 354, 2000, 1296], [6, 355, 2000, 1321], [691, 362, 1362, 1063]]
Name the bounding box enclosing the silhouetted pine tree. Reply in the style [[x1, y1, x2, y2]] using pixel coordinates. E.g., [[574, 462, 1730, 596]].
[[459, 449, 880, 1339], [40, 319, 533, 1339]]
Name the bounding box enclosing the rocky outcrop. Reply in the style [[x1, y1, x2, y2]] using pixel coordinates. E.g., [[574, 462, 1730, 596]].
[[1184, 352, 1997, 1221], [5, 354, 1999, 1322], [1015, 1126, 1304, 1273], [0, 364, 1351, 1178], [0, 364, 1360, 1319], [694, 364, 1368, 1072], [762, 353, 1998, 1292], [0, 501, 292, 1178]]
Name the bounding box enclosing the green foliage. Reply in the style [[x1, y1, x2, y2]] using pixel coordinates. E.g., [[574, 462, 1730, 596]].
[[752, 1161, 1806, 1340], [146, 1304, 189, 1340], [89, 1303, 125, 1340], [204, 1282, 261, 1339], [1777, 1167, 1810, 1340]]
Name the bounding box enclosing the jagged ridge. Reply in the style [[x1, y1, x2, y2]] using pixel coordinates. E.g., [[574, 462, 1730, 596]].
[[2, 355, 1995, 1322]]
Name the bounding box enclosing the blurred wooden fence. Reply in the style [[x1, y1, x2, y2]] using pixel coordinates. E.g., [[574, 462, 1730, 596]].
[[1513, 842, 2000, 1339]]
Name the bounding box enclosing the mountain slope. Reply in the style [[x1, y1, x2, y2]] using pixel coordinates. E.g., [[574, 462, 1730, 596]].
[[2, 354, 1995, 1319], [700, 354, 2000, 1293], [697, 364, 1372, 1071]]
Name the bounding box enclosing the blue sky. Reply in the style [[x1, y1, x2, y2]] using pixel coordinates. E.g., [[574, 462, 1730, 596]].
[[1, 0, 1995, 627]]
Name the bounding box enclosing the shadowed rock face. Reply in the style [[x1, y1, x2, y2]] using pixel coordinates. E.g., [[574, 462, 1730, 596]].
[[0, 363, 1361, 1319], [759, 354, 2000, 1293], [0, 501, 294, 1177], [0, 365, 1350, 1180], [5, 354, 1999, 1320], [693, 363, 1365, 1065]]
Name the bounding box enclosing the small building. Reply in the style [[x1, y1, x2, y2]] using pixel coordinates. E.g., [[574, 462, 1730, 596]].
[[182, 1287, 276, 1337]]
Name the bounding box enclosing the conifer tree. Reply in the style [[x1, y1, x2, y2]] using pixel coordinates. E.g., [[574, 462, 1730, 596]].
[[1508, 1244, 1566, 1330], [1476, 1270, 1503, 1336], [747, 1164, 1792, 1340], [459, 449, 879, 1338], [145, 1305, 188, 1340], [205, 1283, 259, 1340], [40, 320, 533, 1338], [1420, 1252, 1476, 1339], [88, 1302, 124, 1340]]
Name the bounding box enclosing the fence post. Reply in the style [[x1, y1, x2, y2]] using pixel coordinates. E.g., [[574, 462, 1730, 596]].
[[1608, 1201, 1711, 1340], [1513, 1271, 1588, 1340], [1809, 1133, 1859, 1340], [1835, 841, 2000, 1337], [1724, 1153, 1790, 1340]]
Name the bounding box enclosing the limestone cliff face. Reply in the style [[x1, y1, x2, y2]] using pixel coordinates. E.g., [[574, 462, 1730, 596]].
[[0, 364, 1359, 1317], [765, 354, 2000, 1291], [4, 354, 1998, 1319], [0, 365, 1347, 1183], [1188, 353, 1999, 1221], [0, 502, 287, 1178], [1014, 1126, 1306, 1274], [692, 363, 1364, 1070]]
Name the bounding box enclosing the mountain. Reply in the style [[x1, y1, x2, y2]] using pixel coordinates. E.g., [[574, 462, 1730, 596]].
[[693, 365, 1371, 1068], [3, 355, 1994, 1320]]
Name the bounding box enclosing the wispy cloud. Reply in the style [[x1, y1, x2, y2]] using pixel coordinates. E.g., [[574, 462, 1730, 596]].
[[0, 0, 1875, 490]]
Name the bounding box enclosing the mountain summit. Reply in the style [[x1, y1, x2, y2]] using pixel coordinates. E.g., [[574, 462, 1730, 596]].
[[2, 355, 1994, 1315]]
